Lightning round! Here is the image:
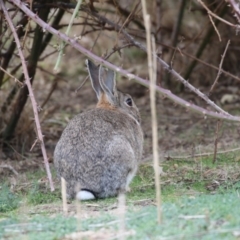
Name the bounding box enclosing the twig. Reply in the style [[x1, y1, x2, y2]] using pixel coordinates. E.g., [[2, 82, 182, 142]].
[[118, 2, 140, 35], [0, 164, 19, 176], [227, 0, 240, 24], [54, 0, 83, 71], [184, 4, 227, 81], [75, 76, 88, 92], [147, 37, 240, 82], [30, 138, 38, 151], [143, 145, 240, 162], [197, 0, 240, 29], [10, 0, 240, 123], [208, 14, 221, 42], [117, 193, 126, 240], [141, 0, 161, 224], [155, 0, 162, 84], [30, 1, 240, 84], [40, 77, 58, 109], [0, 65, 23, 86], [212, 120, 222, 164], [104, 43, 134, 60], [1, 1, 54, 191], [0, 15, 28, 87], [37, 66, 67, 82], [166, 146, 240, 160], [209, 40, 230, 95], [75, 183, 81, 232], [170, 0, 187, 47], [21, 2, 240, 85], [61, 177, 68, 213], [85, 7, 230, 116]]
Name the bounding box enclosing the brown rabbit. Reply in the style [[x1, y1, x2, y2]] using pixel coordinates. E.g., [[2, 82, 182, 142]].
[[54, 60, 143, 200]]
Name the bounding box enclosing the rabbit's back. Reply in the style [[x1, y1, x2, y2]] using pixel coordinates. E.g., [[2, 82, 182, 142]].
[[54, 107, 143, 198]]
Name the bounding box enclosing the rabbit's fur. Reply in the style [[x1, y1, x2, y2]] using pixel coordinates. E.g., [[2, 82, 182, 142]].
[[54, 60, 143, 200]]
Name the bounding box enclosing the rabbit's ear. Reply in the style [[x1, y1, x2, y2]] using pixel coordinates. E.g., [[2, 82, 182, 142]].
[[99, 65, 117, 104], [86, 59, 103, 100]]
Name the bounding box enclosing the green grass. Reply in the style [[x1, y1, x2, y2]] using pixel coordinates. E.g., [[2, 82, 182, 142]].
[[0, 185, 20, 213], [1, 189, 240, 240], [27, 183, 61, 205], [0, 154, 239, 239]]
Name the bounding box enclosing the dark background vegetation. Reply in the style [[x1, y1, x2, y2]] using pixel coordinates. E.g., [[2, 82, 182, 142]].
[[0, 0, 240, 181]]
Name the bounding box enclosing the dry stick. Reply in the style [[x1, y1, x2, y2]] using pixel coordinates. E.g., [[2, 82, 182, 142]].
[[37, 66, 67, 82], [162, 145, 240, 161], [30, 138, 38, 151], [208, 14, 221, 42], [40, 78, 58, 109], [104, 43, 134, 60], [117, 193, 126, 240], [54, 0, 83, 71], [75, 76, 89, 92], [75, 183, 82, 235], [197, 0, 240, 29], [1, 1, 54, 191], [155, 0, 162, 84], [61, 177, 68, 214], [22, 0, 33, 48], [141, 0, 161, 224], [118, 1, 139, 36], [143, 144, 240, 162], [209, 40, 230, 95], [0, 164, 19, 176], [0, 65, 23, 86], [212, 120, 222, 164], [10, 0, 240, 123]]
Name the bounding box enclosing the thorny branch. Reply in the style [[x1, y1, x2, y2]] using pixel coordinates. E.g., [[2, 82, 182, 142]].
[[30, 1, 240, 83], [8, 0, 240, 123], [7, 0, 235, 116], [197, 0, 240, 29], [226, 0, 240, 24], [1, 1, 54, 191], [84, 6, 230, 116], [209, 40, 230, 95]]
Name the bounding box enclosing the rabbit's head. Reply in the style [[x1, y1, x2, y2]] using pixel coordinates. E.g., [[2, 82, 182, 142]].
[[86, 60, 141, 125]]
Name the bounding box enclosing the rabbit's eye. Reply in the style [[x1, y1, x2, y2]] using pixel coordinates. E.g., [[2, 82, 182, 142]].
[[126, 97, 133, 106]]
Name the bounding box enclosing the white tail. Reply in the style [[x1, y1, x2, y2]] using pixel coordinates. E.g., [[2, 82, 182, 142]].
[[76, 190, 95, 200]]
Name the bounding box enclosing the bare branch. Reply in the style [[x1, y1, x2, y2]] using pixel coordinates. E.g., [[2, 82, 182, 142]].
[[208, 14, 221, 42], [1, 1, 54, 191], [0, 164, 19, 176], [85, 7, 230, 116], [212, 120, 222, 164], [197, 0, 240, 29], [9, 0, 240, 123], [226, 0, 240, 24], [0, 65, 23, 86], [209, 40, 230, 95]]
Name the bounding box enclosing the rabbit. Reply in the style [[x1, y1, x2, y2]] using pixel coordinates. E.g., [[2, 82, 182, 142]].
[[54, 60, 143, 200]]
